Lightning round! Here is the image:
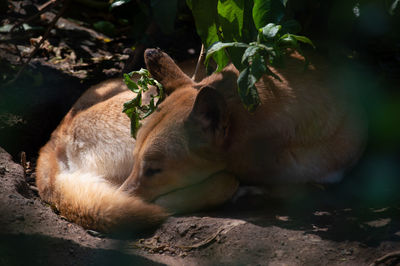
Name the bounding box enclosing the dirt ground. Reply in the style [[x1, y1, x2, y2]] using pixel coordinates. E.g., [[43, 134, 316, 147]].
[[1, 1, 400, 265], [1, 147, 400, 266]]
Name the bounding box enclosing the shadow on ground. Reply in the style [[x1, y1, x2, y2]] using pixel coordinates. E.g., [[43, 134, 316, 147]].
[[0, 233, 162, 266]]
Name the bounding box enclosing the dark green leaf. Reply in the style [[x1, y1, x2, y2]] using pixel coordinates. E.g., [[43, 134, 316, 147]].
[[151, 0, 178, 34], [242, 0, 258, 42], [123, 93, 142, 114], [190, 0, 229, 69], [93, 21, 115, 36], [143, 98, 155, 118], [130, 111, 141, 138], [279, 33, 298, 48], [237, 67, 260, 112], [190, 0, 219, 48], [250, 53, 267, 80], [137, 79, 149, 91], [253, 0, 285, 28], [149, 97, 155, 109], [290, 34, 315, 48], [226, 46, 247, 71]]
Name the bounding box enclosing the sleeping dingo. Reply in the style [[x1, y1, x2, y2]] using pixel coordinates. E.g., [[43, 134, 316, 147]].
[[36, 48, 366, 233]]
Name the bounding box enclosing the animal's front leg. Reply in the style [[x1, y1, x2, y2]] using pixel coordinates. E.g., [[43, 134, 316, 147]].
[[153, 172, 239, 214]]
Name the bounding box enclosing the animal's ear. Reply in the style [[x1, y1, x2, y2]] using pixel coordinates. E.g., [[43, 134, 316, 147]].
[[185, 86, 230, 150], [144, 48, 194, 95]]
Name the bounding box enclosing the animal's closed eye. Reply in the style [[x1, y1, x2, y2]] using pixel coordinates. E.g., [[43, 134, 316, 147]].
[[144, 167, 162, 177]]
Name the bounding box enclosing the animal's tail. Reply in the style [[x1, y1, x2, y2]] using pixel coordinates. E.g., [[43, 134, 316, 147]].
[[36, 145, 168, 233], [50, 171, 168, 233]]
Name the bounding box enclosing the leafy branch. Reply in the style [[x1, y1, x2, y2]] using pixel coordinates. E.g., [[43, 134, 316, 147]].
[[122, 69, 164, 137], [206, 23, 314, 112], [187, 0, 315, 112], [122, 0, 315, 137]]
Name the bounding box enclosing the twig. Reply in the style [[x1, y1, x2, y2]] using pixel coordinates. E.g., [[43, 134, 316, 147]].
[[370, 250, 400, 266], [13, 43, 23, 62], [192, 44, 205, 82], [4, 0, 71, 86], [38, 0, 58, 11], [10, 0, 61, 32], [177, 227, 224, 251], [9, 0, 60, 62]]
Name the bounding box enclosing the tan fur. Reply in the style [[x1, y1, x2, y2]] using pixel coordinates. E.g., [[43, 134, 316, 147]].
[[120, 49, 366, 203], [36, 49, 366, 232], [36, 78, 169, 233], [36, 60, 238, 232]]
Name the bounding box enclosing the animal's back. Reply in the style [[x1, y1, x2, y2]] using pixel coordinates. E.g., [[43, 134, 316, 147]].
[[36, 79, 168, 233], [199, 52, 367, 184]]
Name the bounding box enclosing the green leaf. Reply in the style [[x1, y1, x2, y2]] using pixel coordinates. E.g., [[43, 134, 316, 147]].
[[190, 0, 230, 69], [130, 111, 141, 138], [279, 33, 315, 49], [241, 45, 260, 64], [259, 23, 282, 40], [290, 34, 315, 48], [149, 97, 155, 109], [190, 0, 219, 48], [143, 98, 155, 118], [237, 67, 260, 112], [151, 0, 178, 34], [218, 0, 244, 41], [123, 74, 140, 93], [110, 0, 131, 9], [250, 53, 267, 80], [123, 68, 165, 138], [242, 0, 258, 42], [279, 33, 298, 48], [205, 41, 249, 64], [252, 0, 285, 28], [123, 93, 142, 114], [217, 0, 249, 69], [131, 68, 150, 77]]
